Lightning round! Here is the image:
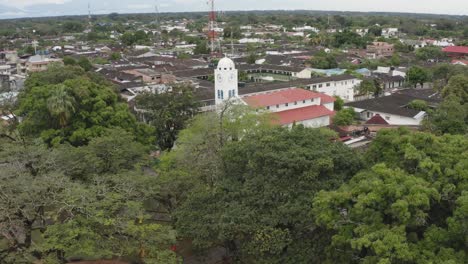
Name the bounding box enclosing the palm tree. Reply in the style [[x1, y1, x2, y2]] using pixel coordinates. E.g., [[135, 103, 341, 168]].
[[47, 85, 76, 128]]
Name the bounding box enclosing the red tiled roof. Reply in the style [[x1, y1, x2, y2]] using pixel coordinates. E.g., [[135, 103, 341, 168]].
[[365, 114, 389, 125], [274, 105, 334, 125], [317, 93, 336, 104], [443, 46, 468, 54], [452, 59, 468, 65], [242, 88, 321, 107]]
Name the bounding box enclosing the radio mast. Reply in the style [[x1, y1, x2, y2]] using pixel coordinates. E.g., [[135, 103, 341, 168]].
[[207, 0, 221, 57]]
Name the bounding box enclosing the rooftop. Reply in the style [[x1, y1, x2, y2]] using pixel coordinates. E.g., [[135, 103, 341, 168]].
[[242, 88, 321, 108], [274, 105, 334, 125]]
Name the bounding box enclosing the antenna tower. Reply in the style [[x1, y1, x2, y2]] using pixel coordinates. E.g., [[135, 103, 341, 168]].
[[87, 3, 92, 29], [207, 0, 221, 57], [154, 1, 160, 28]]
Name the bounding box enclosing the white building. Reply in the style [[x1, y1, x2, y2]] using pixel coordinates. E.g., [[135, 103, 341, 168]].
[[382, 28, 399, 38], [215, 57, 239, 106], [242, 88, 335, 128], [305, 75, 362, 102], [345, 93, 430, 126]]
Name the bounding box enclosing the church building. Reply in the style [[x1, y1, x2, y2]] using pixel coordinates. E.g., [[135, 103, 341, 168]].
[[214, 57, 336, 128]]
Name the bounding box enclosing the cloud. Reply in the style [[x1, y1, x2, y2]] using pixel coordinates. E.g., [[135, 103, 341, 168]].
[[0, 0, 71, 8]]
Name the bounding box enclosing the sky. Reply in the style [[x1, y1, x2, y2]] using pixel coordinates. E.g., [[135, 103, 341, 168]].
[[0, 0, 467, 19]]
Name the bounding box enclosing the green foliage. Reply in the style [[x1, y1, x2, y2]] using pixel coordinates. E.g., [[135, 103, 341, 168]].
[[408, 99, 428, 111], [415, 46, 446, 62], [110, 52, 122, 60], [334, 96, 345, 111], [424, 95, 467, 135], [408, 66, 430, 88], [247, 53, 258, 64], [62, 21, 84, 33], [332, 30, 368, 48], [135, 84, 199, 150], [17, 65, 154, 146], [62, 56, 76, 66], [314, 129, 468, 263], [193, 40, 209, 55], [77, 56, 93, 71], [333, 108, 356, 126], [172, 124, 363, 262], [358, 79, 381, 96], [441, 74, 468, 103], [309, 52, 338, 69]]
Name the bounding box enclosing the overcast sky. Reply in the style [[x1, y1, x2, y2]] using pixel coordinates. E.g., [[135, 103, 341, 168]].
[[0, 0, 467, 19]]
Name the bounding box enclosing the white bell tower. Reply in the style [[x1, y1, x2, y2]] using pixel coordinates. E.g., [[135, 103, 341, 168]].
[[215, 57, 238, 106]]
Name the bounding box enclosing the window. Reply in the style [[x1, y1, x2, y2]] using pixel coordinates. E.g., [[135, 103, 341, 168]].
[[319, 84, 323, 88], [326, 83, 331, 87], [294, 101, 298, 105], [367, 112, 371, 118], [303, 100, 306, 103], [313, 85, 317, 89], [385, 116, 391, 120], [285, 103, 289, 107], [221, 90, 224, 100], [276, 104, 279, 108], [266, 106, 270, 110]]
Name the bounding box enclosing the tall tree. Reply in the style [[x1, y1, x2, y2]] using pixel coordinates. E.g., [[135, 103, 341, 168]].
[[47, 85, 75, 129], [135, 84, 199, 150], [174, 126, 363, 262]]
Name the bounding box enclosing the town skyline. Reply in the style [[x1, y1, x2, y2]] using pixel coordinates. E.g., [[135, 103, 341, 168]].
[[1, 0, 468, 19]]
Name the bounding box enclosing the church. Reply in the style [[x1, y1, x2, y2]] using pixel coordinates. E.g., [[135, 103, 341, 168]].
[[214, 57, 336, 128]]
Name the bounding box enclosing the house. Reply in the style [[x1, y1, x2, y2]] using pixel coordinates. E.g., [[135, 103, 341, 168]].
[[452, 59, 468, 66], [242, 88, 335, 128], [345, 89, 441, 126], [381, 28, 398, 38], [400, 39, 427, 49], [367, 42, 395, 58], [443, 46, 468, 58], [306, 75, 362, 102], [19, 55, 63, 74]]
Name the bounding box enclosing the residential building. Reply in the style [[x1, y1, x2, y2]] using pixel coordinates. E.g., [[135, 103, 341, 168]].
[[367, 42, 395, 58], [242, 88, 335, 128], [345, 89, 442, 126], [442, 46, 468, 58], [307, 75, 362, 101]]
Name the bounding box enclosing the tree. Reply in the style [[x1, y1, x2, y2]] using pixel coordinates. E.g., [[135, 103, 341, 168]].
[[247, 53, 258, 64], [77, 56, 93, 71], [390, 53, 401, 66], [135, 84, 199, 150], [173, 126, 363, 262], [121, 31, 136, 46], [408, 99, 428, 111], [334, 96, 344, 111], [423, 95, 467, 135], [408, 66, 429, 88], [110, 52, 121, 61], [47, 85, 76, 128], [193, 40, 209, 55], [357, 79, 381, 97], [314, 129, 468, 263], [314, 164, 441, 263], [416, 46, 446, 62], [441, 74, 468, 103], [17, 66, 154, 146], [309, 52, 338, 69], [333, 108, 356, 126], [62, 56, 76, 66]]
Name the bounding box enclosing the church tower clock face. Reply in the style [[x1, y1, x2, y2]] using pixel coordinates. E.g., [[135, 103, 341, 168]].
[[229, 73, 235, 81], [217, 74, 223, 82]]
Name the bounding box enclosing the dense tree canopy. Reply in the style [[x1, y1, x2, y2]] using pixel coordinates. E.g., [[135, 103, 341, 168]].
[[314, 129, 468, 264], [17, 65, 154, 146]]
